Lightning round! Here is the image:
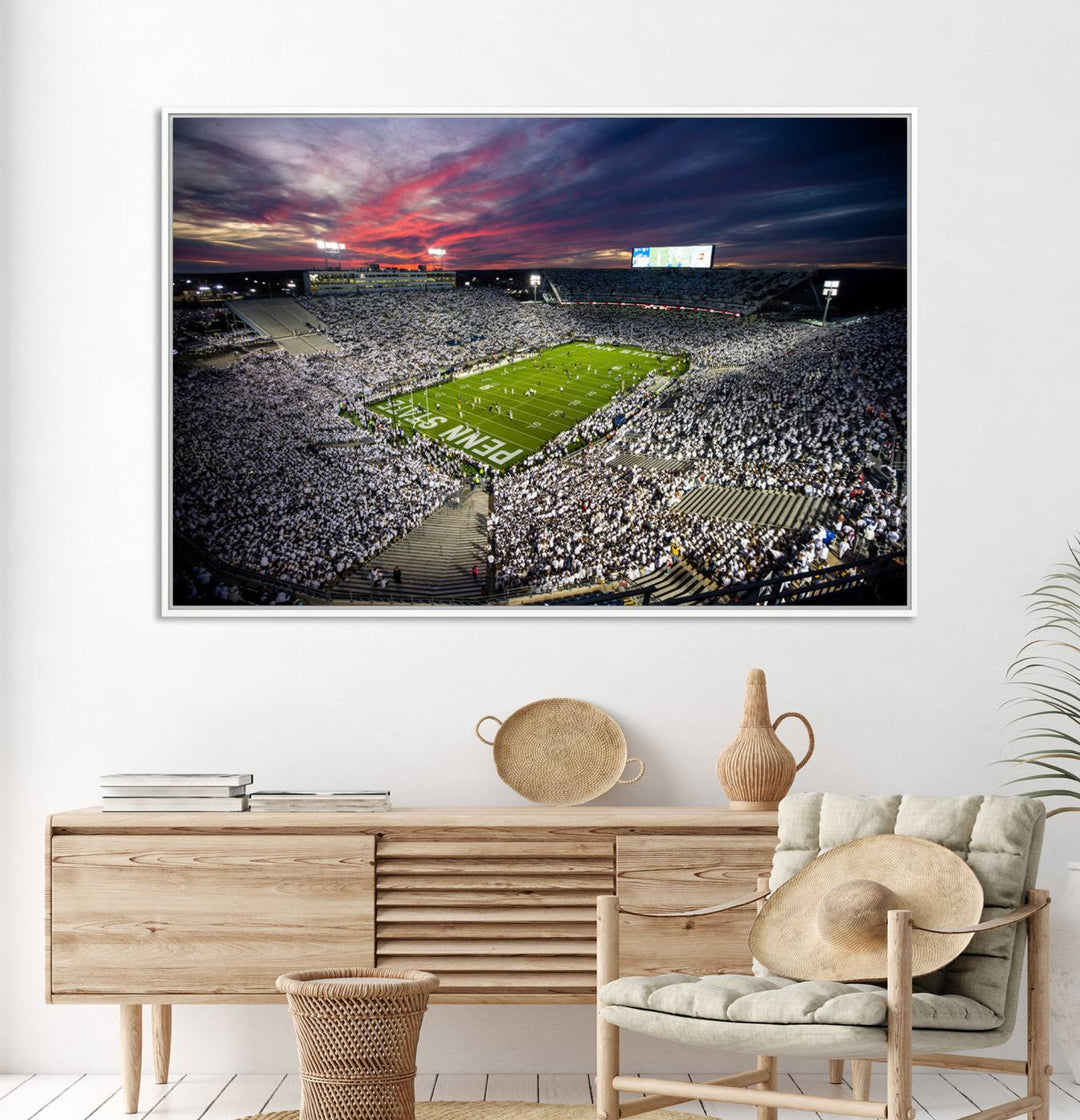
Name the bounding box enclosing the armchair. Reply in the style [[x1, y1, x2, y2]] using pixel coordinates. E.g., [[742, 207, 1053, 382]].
[[596, 793, 1050, 1120]]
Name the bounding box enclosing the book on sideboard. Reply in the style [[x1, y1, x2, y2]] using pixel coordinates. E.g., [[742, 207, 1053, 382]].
[[100, 773, 253, 786], [99, 773, 252, 811], [100, 785, 248, 797], [248, 790, 390, 812], [102, 796, 250, 812]]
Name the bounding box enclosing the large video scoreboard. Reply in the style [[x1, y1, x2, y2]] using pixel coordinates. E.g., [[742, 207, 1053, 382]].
[[631, 245, 714, 269]]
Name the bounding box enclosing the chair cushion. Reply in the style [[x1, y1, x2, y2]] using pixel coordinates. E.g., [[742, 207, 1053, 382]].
[[767, 793, 1045, 1024], [600, 1003, 1013, 1059], [599, 972, 1001, 1031]]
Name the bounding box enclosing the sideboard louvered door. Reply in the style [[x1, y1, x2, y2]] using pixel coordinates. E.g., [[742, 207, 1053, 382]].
[[374, 837, 615, 1000]]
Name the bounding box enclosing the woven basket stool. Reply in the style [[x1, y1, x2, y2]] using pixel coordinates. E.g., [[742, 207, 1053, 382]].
[[277, 968, 439, 1120]]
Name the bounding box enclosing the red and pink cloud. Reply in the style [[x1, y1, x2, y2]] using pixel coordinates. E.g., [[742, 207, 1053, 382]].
[[172, 115, 908, 271]]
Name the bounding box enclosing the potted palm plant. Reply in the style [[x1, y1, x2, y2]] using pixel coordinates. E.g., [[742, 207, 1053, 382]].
[[1004, 537, 1080, 1082]]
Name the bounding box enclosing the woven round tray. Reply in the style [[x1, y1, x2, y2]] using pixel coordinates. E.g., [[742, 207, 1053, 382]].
[[475, 698, 643, 805]]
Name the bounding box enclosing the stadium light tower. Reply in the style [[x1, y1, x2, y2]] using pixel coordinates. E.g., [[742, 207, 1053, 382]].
[[821, 279, 840, 326], [315, 239, 346, 270], [529, 273, 542, 301], [428, 247, 447, 270]]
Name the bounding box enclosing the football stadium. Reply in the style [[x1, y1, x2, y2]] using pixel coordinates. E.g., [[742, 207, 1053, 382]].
[[367, 343, 685, 471], [169, 115, 909, 610]]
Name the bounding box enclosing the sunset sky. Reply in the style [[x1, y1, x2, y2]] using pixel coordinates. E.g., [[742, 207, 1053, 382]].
[[172, 115, 908, 272]]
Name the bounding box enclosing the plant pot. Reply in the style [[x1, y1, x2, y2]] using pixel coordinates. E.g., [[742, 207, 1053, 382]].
[[1051, 862, 1080, 1083]]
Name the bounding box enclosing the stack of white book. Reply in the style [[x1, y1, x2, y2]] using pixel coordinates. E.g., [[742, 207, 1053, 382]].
[[100, 773, 252, 812], [248, 790, 390, 813]]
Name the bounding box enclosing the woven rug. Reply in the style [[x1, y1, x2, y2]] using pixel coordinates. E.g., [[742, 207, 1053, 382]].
[[240, 1107, 596, 1120]]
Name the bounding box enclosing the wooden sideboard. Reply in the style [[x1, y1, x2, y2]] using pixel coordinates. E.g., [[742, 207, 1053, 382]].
[[46, 806, 778, 1110]]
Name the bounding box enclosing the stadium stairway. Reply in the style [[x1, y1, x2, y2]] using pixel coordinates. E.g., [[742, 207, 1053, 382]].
[[674, 484, 837, 531], [228, 298, 341, 355], [628, 558, 715, 603], [331, 487, 489, 602]]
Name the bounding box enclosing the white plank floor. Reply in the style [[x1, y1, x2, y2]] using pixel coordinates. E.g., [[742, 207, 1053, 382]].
[[0, 1072, 1077, 1120]]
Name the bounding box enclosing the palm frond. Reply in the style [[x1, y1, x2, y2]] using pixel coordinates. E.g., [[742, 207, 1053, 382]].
[[1001, 770, 1080, 789], [1009, 654, 1080, 682], [1006, 743, 1080, 759], [1011, 726, 1080, 743], [999, 759, 1080, 781], [1023, 617, 1080, 642], [1004, 702, 1080, 726], [1017, 683, 1080, 719], [1006, 788, 1080, 801]]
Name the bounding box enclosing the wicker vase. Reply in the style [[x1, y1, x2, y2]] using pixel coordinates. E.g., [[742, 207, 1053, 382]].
[[277, 968, 438, 1120], [716, 669, 815, 811]]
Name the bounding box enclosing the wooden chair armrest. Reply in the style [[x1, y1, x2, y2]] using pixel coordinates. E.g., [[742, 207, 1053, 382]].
[[914, 895, 1049, 935], [618, 885, 770, 918]]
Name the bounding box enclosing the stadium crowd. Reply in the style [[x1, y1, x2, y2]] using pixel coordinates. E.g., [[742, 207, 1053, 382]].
[[297, 289, 568, 398], [489, 449, 819, 595], [173, 284, 907, 600], [173, 306, 263, 356], [489, 310, 906, 593], [173, 348, 460, 588], [546, 267, 812, 315]]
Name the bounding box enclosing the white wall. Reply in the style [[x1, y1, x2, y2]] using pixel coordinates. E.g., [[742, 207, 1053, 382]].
[[3, 0, 1080, 1076]]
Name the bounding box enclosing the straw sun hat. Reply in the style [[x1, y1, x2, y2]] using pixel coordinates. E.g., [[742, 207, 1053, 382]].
[[750, 835, 985, 982]]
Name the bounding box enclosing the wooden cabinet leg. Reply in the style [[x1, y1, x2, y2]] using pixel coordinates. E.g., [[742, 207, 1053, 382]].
[[152, 1005, 172, 1085], [851, 1060, 872, 1101], [120, 1004, 142, 1113], [828, 1060, 844, 1085]]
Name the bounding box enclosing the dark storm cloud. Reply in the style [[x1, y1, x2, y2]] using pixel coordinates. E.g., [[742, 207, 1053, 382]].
[[171, 115, 907, 270]]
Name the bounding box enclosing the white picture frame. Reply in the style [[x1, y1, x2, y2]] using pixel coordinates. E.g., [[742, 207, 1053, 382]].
[[162, 109, 915, 617]]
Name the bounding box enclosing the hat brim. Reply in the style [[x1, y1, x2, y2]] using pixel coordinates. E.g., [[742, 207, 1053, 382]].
[[750, 835, 984, 982]]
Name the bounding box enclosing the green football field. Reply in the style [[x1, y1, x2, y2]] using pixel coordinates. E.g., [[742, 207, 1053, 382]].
[[367, 342, 681, 470]]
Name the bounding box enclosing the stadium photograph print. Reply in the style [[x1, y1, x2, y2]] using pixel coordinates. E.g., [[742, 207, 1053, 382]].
[[165, 111, 911, 614]]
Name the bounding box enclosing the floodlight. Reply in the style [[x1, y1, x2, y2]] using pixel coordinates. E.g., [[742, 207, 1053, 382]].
[[529, 274, 541, 285], [820, 279, 840, 326], [428, 247, 447, 257]]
